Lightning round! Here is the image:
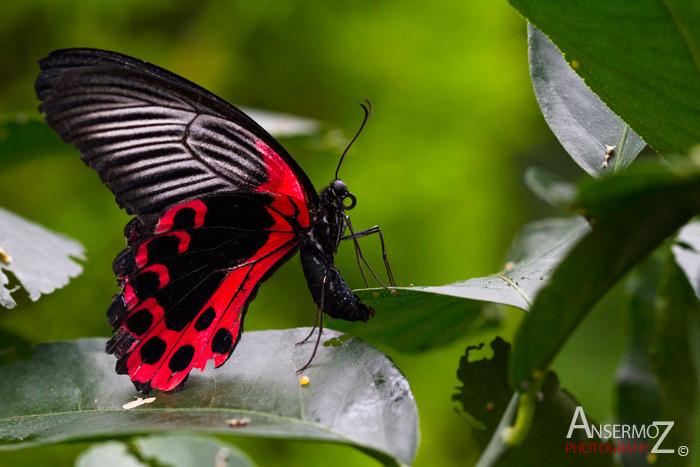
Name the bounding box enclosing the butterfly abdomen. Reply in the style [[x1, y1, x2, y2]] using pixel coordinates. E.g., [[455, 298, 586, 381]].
[[300, 242, 374, 322]]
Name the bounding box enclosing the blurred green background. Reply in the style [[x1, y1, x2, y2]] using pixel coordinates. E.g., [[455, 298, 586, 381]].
[[0, 1, 625, 465]]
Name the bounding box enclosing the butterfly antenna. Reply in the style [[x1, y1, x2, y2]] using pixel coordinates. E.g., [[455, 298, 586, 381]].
[[335, 99, 372, 181]]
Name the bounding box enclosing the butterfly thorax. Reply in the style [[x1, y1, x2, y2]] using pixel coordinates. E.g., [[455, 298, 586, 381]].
[[309, 184, 348, 258]]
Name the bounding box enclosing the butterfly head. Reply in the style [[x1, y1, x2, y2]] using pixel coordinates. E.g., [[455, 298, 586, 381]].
[[330, 179, 356, 210]]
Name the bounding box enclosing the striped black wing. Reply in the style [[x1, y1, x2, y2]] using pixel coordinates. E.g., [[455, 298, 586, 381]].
[[35, 48, 317, 215]]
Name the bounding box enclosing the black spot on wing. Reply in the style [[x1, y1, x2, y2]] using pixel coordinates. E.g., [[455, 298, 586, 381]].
[[172, 207, 196, 229], [125, 308, 154, 336], [146, 235, 180, 263], [140, 336, 167, 364], [169, 345, 195, 372], [131, 270, 163, 300], [211, 328, 234, 355], [194, 307, 216, 331]]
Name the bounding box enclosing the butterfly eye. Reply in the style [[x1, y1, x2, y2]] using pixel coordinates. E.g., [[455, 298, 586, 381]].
[[331, 179, 348, 197], [342, 193, 357, 210]]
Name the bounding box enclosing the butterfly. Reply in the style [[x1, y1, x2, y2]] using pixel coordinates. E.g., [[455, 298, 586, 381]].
[[35, 48, 395, 393]]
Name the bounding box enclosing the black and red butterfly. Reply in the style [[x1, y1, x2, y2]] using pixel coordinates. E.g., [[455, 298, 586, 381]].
[[35, 48, 395, 393]]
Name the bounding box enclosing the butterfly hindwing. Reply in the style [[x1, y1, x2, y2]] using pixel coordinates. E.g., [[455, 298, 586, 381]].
[[107, 192, 307, 392]]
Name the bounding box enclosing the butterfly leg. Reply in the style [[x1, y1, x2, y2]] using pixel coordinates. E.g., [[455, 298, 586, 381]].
[[350, 225, 396, 287], [336, 213, 370, 287], [341, 217, 397, 290], [297, 273, 327, 373], [296, 302, 322, 345], [350, 230, 370, 288]]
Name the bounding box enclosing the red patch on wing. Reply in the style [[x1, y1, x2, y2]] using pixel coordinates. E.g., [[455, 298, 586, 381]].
[[269, 193, 310, 228], [138, 298, 166, 325], [255, 140, 306, 200], [142, 264, 170, 288], [136, 231, 191, 267], [123, 283, 137, 308], [155, 199, 207, 234]]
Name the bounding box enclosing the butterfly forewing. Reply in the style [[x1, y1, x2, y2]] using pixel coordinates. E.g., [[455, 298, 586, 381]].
[[37, 49, 317, 215], [39, 67, 298, 215]]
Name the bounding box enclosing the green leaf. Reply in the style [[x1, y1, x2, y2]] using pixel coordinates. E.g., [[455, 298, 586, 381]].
[[523, 167, 577, 207], [510, 162, 700, 391], [510, 0, 700, 155], [76, 442, 144, 467], [672, 219, 700, 299], [453, 338, 516, 443], [345, 287, 502, 354], [475, 394, 519, 467], [614, 256, 662, 465], [528, 24, 646, 177], [337, 216, 590, 352], [650, 256, 699, 462], [452, 337, 611, 466], [77, 435, 255, 467], [476, 372, 614, 467], [0, 329, 418, 467], [0, 206, 85, 309]]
